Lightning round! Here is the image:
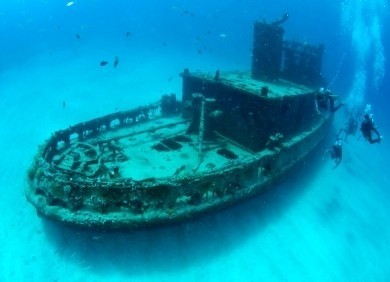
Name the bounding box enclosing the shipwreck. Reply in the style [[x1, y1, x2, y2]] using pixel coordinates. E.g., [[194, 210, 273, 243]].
[[26, 18, 332, 228]]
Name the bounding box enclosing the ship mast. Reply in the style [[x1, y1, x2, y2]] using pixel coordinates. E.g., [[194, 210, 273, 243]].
[[198, 97, 206, 164]]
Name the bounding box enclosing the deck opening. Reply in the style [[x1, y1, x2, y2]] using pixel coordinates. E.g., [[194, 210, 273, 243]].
[[172, 135, 192, 143], [217, 148, 238, 160], [152, 138, 183, 151]]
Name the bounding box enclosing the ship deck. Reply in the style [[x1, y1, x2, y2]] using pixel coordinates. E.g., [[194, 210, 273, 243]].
[[187, 71, 314, 98], [55, 115, 254, 181]]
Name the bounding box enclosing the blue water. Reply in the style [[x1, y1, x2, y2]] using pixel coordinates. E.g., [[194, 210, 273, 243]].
[[1, 1, 389, 281]]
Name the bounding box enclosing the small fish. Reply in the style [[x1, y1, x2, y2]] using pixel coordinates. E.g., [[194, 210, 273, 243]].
[[113, 56, 119, 68], [182, 10, 194, 17], [100, 61, 109, 66], [75, 33, 81, 39], [125, 31, 132, 37], [66, 1, 74, 7]]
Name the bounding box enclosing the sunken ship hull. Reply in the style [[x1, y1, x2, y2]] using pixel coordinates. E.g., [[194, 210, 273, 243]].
[[25, 19, 332, 229]]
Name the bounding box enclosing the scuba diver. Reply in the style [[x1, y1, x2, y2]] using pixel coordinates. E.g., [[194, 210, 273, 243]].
[[323, 137, 343, 168], [338, 115, 358, 142], [360, 113, 382, 144], [315, 88, 344, 113]]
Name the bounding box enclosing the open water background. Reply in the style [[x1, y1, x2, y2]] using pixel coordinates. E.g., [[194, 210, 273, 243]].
[[0, 1, 389, 281]]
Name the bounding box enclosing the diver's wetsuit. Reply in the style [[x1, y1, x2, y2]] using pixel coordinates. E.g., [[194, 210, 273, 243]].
[[338, 116, 358, 141], [361, 116, 381, 144], [324, 138, 342, 168], [331, 140, 342, 167], [316, 90, 342, 113]]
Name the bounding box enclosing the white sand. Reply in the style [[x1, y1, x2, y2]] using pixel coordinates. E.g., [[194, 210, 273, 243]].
[[0, 48, 389, 281]]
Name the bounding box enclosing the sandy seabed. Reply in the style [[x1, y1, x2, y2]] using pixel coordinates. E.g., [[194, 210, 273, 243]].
[[1, 49, 389, 282]]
